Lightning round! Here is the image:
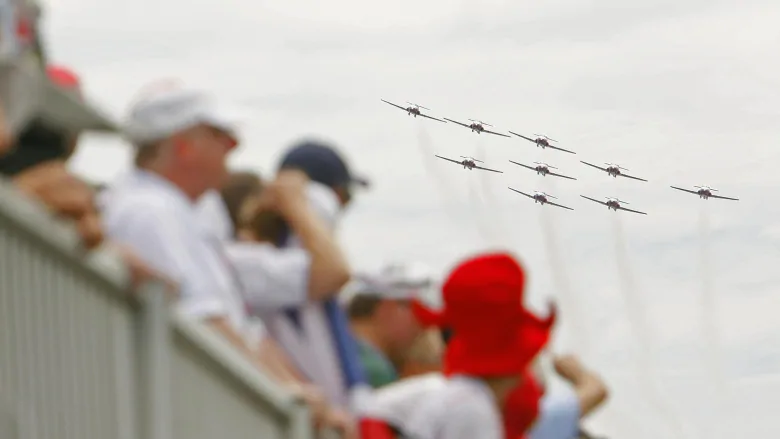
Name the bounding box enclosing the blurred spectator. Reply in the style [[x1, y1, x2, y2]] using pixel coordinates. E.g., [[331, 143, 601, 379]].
[[395, 252, 555, 439], [100, 83, 319, 401], [222, 169, 351, 309], [1, 66, 108, 249], [254, 140, 368, 410], [527, 355, 608, 439], [194, 167, 360, 436], [344, 266, 429, 388], [1, 67, 164, 287]]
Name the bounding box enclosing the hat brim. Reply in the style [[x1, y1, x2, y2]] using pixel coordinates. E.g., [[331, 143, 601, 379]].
[[424, 302, 557, 377], [201, 106, 244, 145], [350, 175, 370, 188], [1, 59, 117, 135]]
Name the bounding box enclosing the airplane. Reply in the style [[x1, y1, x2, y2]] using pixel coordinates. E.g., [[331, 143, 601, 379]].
[[508, 187, 574, 210], [442, 118, 511, 137], [580, 195, 647, 215], [670, 185, 739, 201], [435, 155, 503, 173], [381, 99, 446, 123], [508, 160, 577, 180], [580, 161, 648, 182], [508, 131, 576, 154]]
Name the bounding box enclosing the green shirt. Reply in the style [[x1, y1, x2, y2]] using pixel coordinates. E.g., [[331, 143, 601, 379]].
[[357, 339, 398, 388]]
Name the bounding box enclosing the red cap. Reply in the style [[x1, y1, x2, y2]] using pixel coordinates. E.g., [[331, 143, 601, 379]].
[[411, 252, 556, 377]]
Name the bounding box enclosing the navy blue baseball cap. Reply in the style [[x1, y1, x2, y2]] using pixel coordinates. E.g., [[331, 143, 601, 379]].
[[278, 140, 370, 189]]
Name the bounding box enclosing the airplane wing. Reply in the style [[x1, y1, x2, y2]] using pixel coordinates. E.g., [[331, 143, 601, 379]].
[[508, 131, 537, 143], [670, 186, 699, 195], [508, 160, 537, 172], [381, 99, 408, 112], [546, 144, 576, 154], [443, 118, 472, 129], [619, 173, 648, 182], [419, 113, 447, 123], [709, 194, 739, 201], [617, 206, 648, 215], [548, 171, 577, 180], [580, 161, 608, 172], [580, 195, 609, 206], [483, 129, 511, 138], [547, 201, 574, 211], [474, 165, 503, 173], [508, 187, 535, 200], [434, 155, 463, 166]]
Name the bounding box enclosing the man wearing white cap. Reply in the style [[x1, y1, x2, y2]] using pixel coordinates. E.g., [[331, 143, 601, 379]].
[[101, 83, 317, 397], [345, 262, 432, 388]]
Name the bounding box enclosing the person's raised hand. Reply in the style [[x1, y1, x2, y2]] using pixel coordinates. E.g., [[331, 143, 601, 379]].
[[269, 169, 309, 213], [321, 406, 358, 439], [552, 354, 587, 383]]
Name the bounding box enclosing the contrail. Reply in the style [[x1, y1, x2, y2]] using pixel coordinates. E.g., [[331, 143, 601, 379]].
[[475, 142, 513, 248], [611, 214, 693, 439], [416, 127, 493, 244], [698, 203, 729, 439], [537, 176, 591, 357]]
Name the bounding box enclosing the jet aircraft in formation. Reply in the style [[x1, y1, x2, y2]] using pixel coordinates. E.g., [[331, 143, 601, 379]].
[[508, 188, 574, 211], [383, 98, 740, 214]]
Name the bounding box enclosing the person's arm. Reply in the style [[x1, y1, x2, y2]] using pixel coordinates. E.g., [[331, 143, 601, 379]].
[[552, 355, 609, 417], [273, 170, 350, 300], [12, 161, 104, 248], [225, 243, 312, 310]]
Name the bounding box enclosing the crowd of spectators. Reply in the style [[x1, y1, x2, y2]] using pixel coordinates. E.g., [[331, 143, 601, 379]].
[[0, 4, 611, 438]]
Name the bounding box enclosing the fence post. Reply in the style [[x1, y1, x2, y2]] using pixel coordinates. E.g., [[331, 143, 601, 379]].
[[288, 400, 317, 439], [137, 281, 173, 439], [0, 397, 17, 439]]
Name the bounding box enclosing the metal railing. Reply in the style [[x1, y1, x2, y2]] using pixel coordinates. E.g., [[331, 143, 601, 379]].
[[0, 177, 316, 439]]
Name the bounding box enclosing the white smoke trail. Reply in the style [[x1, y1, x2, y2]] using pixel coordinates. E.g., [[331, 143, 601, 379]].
[[698, 203, 729, 439], [475, 142, 513, 248], [415, 127, 494, 245], [538, 180, 636, 439], [537, 176, 591, 358], [611, 214, 693, 439]]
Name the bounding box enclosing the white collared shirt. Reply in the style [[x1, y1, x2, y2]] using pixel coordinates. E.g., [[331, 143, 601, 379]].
[[193, 180, 347, 407], [363, 372, 447, 427], [195, 189, 234, 242], [401, 375, 504, 439], [101, 170, 264, 348]]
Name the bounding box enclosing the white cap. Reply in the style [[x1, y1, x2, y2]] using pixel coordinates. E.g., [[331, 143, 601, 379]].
[[122, 84, 241, 146], [341, 261, 435, 303]]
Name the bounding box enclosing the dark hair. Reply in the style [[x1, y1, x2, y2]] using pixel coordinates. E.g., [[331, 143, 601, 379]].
[[0, 119, 73, 176], [219, 171, 263, 234], [347, 295, 383, 320], [440, 328, 453, 346]]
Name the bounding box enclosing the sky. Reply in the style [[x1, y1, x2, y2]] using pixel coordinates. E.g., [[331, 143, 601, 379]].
[[42, 0, 780, 437]]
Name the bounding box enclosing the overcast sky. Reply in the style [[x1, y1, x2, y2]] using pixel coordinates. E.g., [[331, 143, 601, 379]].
[[44, 0, 780, 437]]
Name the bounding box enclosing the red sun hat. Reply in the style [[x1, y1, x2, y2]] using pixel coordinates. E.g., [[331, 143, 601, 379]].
[[411, 252, 556, 378], [503, 370, 544, 439]]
